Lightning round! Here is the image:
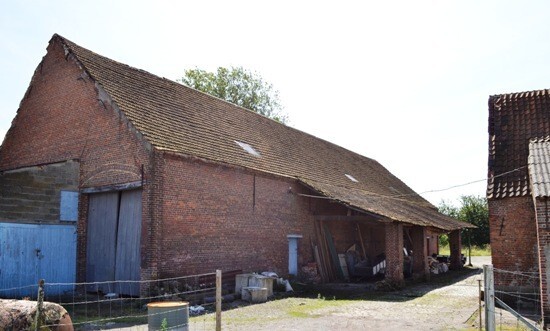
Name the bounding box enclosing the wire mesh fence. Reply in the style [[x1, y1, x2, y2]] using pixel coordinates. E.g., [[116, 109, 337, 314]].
[[1, 272, 222, 330], [2, 262, 546, 330], [484, 265, 542, 331]]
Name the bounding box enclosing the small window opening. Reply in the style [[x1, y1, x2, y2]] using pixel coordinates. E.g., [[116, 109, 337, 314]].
[[235, 141, 261, 157], [345, 174, 358, 183]]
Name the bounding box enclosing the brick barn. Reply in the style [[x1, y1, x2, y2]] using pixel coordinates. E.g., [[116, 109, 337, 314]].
[[488, 89, 550, 324], [0, 34, 470, 296]]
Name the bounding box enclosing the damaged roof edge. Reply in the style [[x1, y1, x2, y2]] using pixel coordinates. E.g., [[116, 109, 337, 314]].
[[296, 179, 474, 232]]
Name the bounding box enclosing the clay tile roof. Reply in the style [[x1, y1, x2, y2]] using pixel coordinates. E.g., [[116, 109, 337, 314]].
[[528, 137, 550, 198], [488, 89, 550, 199], [55, 34, 470, 231]]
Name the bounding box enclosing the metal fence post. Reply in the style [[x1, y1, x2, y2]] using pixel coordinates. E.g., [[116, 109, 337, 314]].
[[484, 265, 495, 331], [478, 279, 482, 331], [34, 279, 45, 331], [216, 269, 222, 331]]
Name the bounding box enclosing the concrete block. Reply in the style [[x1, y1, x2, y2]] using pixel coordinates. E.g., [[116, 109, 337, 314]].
[[241, 287, 268, 303], [235, 274, 254, 298], [248, 275, 274, 297]]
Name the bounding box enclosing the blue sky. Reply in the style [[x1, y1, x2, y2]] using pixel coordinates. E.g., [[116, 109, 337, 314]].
[[2, 1, 550, 206]]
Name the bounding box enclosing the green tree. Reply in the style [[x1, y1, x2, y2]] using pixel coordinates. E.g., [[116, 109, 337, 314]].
[[180, 66, 288, 123], [438, 195, 489, 247]]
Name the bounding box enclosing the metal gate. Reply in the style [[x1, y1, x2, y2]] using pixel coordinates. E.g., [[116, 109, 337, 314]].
[[86, 189, 142, 296]]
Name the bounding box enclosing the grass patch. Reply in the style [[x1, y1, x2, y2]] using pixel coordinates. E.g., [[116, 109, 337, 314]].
[[285, 297, 351, 318], [439, 244, 491, 256]]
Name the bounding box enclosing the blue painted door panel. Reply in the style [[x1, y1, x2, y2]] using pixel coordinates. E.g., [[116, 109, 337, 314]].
[[288, 238, 298, 276], [0, 223, 77, 298]]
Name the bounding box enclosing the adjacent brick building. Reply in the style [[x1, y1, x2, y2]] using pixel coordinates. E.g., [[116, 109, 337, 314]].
[[0, 34, 470, 295], [488, 90, 550, 324]]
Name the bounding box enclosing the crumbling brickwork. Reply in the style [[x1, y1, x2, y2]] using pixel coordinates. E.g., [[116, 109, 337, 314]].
[[0, 38, 152, 283]]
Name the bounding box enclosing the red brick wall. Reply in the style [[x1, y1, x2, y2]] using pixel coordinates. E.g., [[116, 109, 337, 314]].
[[324, 221, 357, 253], [489, 197, 539, 286], [0, 39, 150, 186], [426, 230, 439, 256], [357, 223, 385, 259], [157, 152, 317, 278], [0, 38, 152, 282]]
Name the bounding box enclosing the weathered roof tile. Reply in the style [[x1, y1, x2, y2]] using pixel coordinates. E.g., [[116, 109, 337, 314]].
[[488, 89, 550, 199], [529, 137, 550, 198]]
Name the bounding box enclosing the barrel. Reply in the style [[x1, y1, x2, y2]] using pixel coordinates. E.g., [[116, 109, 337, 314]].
[[147, 302, 189, 331]]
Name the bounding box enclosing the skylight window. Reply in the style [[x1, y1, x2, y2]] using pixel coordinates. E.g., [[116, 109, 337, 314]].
[[235, 141, 261, 157], [345, 174, 359, 183]]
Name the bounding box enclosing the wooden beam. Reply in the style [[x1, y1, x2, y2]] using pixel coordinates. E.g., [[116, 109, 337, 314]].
[[356, 223, 367, 260], [81, 181, 143, 194], [314, 215, 390, 223]]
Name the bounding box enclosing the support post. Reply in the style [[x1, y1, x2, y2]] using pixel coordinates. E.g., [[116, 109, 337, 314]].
[[483, 265, 495, 331], [410, 226, 429, 279], [34, 279, 45, 331], [216, 270, 222, 331], [384, 222, 404, 286], [449, 230, 462, 269]]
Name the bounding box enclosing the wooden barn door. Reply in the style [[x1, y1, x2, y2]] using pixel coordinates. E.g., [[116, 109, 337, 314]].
[[114, 189, 142, 296], [86, 189, 142, 296], [86, 192, 119, 293]]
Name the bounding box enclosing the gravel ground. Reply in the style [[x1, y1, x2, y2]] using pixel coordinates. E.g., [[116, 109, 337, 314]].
[[104, 256, 542, 330]]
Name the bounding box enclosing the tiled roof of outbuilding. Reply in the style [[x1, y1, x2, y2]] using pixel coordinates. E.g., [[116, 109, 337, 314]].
[[488, 90, 550, 199], [528, 137, 550, 198], [55, 34, 470, 231]]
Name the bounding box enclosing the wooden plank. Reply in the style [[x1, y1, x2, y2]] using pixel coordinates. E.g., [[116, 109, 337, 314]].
[[216, 270, 222, 331], [81, 181, 142, 194], [86, 192, 119, 293], [356, 223, 367, 260], [323, 223, 344, 280], [311, 238, 326, 283], [315, 215, 390, 223], [314, 246, 327, 282], [338, 254, 349, 280], [115, 189, 142, 296], [316, 220, 333, 281]]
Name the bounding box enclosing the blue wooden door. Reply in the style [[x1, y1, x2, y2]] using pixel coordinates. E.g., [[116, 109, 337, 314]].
[[0, 223, 77, 298], [288, 235, 302, 276]]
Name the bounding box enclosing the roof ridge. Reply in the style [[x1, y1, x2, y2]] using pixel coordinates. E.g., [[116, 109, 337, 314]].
[[530, 136, 550, 143], [54, 34, 163, 81], [490, 88, 550, 99]]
